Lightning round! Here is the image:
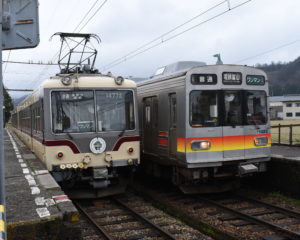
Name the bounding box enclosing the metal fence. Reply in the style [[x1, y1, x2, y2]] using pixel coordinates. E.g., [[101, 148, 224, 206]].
[[271, 124, 300, 146]]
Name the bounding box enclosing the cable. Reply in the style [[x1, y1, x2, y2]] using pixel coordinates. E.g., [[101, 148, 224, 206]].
[[77, 0, 108, 32], [101, 0, 228, 70], [73, 0, 101, 32], [48, 0, 108, 71], [3, 60, 58, 65], [101, 0, 252, 71], [4, 50, 11, 72], [235, 39, 300, 64]]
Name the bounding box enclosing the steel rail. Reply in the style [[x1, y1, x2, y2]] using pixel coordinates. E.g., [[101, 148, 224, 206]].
[[198, 196, 300, 240], [74, 201, 113, 240], [234, 193, 300, 220], [113, 197, 179, 240]]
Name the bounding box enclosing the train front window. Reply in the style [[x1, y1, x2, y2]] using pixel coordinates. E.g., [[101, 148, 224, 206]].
[[96, 90, 135, 131], [224, 91, 243, 126], [246, 91, 267, 125], [52, 91, 95, 133], [190, 91, 219, 127]]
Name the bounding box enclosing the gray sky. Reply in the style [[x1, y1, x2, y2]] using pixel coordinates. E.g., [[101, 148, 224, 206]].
[[3, 0, 300, 98]]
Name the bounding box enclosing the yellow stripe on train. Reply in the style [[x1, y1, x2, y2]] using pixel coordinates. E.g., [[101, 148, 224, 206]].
[[0, 206, 4, 213], [177, 134, 271, 153]]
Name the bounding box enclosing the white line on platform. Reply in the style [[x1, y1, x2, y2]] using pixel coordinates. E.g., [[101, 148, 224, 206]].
[[36, 208, 50, 218], [22, 168, 30, 174], [20, 163, 27, 168], [31, 187, 40, 195]]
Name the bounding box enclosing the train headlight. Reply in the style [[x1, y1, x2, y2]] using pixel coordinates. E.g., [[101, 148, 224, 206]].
[[57, 152, 64, 159], [61, 76, 72, 85], [115, 76, 124, 85], [60, 164, 66, 170], [191, 140, 211, 151], [254, 136, 268, 146]]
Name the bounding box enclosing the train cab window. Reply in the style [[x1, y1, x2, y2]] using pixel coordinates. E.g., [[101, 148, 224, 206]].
[[245, 91, 267, 125], [224, 91, 242, 126], [96, 90, 135, 131], [190, 91, 219, 127], [51, 91, 95, 133]]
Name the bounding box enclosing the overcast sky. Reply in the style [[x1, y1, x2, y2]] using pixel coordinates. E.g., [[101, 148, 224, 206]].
[[3, 0, 300, 98]]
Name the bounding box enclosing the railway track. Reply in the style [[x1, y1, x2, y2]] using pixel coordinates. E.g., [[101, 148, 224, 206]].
[[132, 184, 300, 240], [74, 194, 209, 240]]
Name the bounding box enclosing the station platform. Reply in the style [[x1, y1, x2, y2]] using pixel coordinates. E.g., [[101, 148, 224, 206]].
[[4, 129, 80, 240], [271, 145, 300, 162]]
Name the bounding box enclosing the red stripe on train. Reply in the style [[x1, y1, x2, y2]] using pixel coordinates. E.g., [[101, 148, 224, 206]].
[[158, 138, 168, 146], [113, 136, 140, 151], [158, 131, 168, 137], [43, 140, 81, 154]]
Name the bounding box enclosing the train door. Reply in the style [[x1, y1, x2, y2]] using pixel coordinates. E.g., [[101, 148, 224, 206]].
[[143, 97, 158, 154], [244, 90, 269, 158], [222, 91, 245, 159], [169, 93, 177, 157]]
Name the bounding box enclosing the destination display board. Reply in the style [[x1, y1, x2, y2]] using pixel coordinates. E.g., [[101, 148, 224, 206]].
[[246, 75, 265, 85], [191, 74, 217, 85]]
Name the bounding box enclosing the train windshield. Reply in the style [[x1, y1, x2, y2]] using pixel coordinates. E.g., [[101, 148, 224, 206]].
[[224, 91, 243, 126], [245, 91, 267, 125], [51, 90, 135, 133], [95, 90, 135, 131], [190, 90, 267, 127], [52, 91, 95, 133], [190, 91, 219, 127]]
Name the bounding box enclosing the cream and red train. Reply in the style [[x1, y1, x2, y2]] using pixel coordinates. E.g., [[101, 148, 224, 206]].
[[11, 73, 140, 197], [137, 61, 271, 193]]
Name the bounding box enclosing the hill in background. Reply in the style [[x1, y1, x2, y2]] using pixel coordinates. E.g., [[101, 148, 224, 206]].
[[257, 57, 300, 96]]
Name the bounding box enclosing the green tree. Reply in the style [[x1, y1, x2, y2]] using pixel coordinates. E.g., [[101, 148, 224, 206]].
[[3, 87, 13, 125]]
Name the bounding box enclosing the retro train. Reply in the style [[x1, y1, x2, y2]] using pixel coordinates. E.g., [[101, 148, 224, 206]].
[[10, 33, 140, 198]]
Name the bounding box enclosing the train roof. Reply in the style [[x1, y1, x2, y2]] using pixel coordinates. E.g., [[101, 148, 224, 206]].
[[43, 74, 136, 88], [137, 62, 267, 86], [14, 73, 136, 112]]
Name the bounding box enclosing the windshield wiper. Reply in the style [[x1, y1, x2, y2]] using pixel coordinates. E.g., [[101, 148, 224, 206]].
[[65, 131, 74, 140], [119, 127, 126, 137]]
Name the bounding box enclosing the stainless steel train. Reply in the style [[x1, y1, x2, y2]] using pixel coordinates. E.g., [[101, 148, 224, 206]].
[[137, 61, 271, 193], [11, 73, 140, 197]]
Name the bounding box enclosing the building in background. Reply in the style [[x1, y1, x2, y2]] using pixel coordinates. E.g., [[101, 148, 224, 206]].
[[269, 95, 300, 120]]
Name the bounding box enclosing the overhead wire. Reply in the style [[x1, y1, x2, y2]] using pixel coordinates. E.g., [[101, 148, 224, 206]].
[[77, 0, 108, 32], [101, 0, 228, 70], [73, 0, 101, 32], [235, 39, 300, 64], [4, 50, 11, 72], [26, 0, 109, 89], [100, 0, 252, 71]]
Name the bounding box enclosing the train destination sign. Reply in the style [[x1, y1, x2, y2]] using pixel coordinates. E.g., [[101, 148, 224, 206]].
[[191, 74, 217, 85], [222, 72, 242, 85], [246, 75, 265, 85]]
